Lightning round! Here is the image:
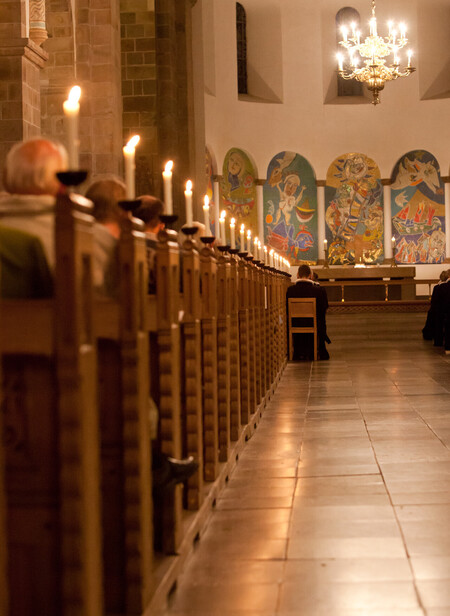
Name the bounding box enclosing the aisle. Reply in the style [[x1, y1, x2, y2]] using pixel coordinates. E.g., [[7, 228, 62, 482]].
[[161, 313, 450, 616]]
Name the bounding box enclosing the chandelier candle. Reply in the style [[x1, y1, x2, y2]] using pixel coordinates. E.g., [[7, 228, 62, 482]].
[[123, 135, 140, 200], [63, 86, 81, 169], [336, 0, 415, 104]]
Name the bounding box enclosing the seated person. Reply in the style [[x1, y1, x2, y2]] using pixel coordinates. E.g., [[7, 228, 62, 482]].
[[0, 137, 67, 270], [286, 264, 330, 360], [0, 226, 53, 298], [85, 177, 128, 295], [422, 269, 450, 345], [133, 195, 165, 293]]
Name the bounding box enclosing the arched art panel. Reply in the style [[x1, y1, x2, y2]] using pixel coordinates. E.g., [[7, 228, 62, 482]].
[[263, 151, 317, 264], [391, 150, 445, 264], [220, 148, 257, 246], [325, 153, 384, 265]]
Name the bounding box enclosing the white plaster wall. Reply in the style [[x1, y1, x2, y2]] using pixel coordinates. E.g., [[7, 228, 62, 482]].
[[203, 0, 450, 179], [201, 0, 450, 278]]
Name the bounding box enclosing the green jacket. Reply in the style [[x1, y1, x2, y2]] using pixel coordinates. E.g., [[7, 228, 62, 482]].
[[0, 226, 53, 298]]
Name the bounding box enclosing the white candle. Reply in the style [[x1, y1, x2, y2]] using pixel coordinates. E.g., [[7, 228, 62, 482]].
[[341, 25, 348, 42], [230, 218, 236, 249], [240, 224, 245, 251], [203, 195, 211, 236], [162, 160, 173, 215], [63, 86, 81, 170], [258, 241, 263, 261], [254, 236, 259, 255], [123, 135, 140, 200], [247, 230, 252, 254], [220, 210, 226, 245], [337, 53, 344, 72], [391, 236, 396, 250], [400, 23, 406, 39], [184, 180, 193, 226], [269, 249, 274, 268], [407, 49, 413, 67]]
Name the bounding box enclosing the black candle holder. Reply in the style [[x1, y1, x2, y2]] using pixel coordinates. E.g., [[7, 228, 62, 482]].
[[245, 254, 254, 262], [229, 248, 239, 255], [217, 245, 230, 253], [56, 170, 89, 188], [118, 198, 142, 213], [181, 226, 198, 236], [159, 214, 178, 228], [200, 236, 215, 245], [238, 251, 248, 258]]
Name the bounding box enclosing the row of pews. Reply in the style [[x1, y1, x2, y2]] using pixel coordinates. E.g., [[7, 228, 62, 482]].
[[0, 190, 290, 616]]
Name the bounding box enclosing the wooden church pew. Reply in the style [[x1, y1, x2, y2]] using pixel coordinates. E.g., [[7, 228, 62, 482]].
[[0, 191, 103, 616], [216, 248, 231, 462]]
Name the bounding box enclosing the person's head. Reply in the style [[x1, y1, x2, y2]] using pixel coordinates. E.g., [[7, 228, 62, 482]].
[[311, 271, 319, 281], [284, 174, 300, 197], [439, 269, 450, 282], [3, 138, 68, 196], [134, 195, 165, 233], [178, 221, 206, 246], [228, 151, 244, 177], [297, 264, 311, 279], [85, 177, 127, 238]]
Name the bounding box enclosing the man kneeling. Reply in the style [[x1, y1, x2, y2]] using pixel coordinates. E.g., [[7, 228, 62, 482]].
[[286, 264, 330, 360]]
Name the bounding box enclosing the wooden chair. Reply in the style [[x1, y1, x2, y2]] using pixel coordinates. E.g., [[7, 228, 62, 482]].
[[288, 297, 318, 361]]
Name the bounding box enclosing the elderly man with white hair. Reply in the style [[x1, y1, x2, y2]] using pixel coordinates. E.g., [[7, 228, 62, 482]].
[[0, 137, 67, 270]]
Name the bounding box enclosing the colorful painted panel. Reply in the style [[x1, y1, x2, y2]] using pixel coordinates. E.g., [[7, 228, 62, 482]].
[[205, 147, 215, 235], [325, 153, 384, 265], [391, 150, 445, 264], [220, 148, 257, 248], [263, 151, 317, 264]]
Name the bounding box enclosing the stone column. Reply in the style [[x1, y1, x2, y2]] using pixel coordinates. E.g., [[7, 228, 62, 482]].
[[383, 182, 393, 261], [316, 181, 326, 262], [256, 180, 264, 243], [0, 38, 48, 179], [213, 175, 221, 239], [29, 0, 48, 47]]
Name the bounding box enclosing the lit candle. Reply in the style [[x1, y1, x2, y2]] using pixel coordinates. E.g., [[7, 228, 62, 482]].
[[220, 210, 226, 245], [247, 229, 252, 254], [162, 160, 173, 215], [184, 180, 193, 226], [407, 49, 413, 67], [269, 249, 274, 268], [341, 25, 348, 42], [388, 21, 393, 37], [240, 224, 245, 252], [123, 135, 140, 200], [203, 195, 211, 236], [254, 236, 259, 255], [337, 53, 344, 72], [230, 218, 236, 249], [351, 22, 356, 37], [391, 236, 396, 250], [63, 85, 81, 170], [392, 29, 397, 45], [394, 53, 399, 66], [264, 245, 268, 265], [324, 238, 328, 251], [400, 23, 406, 39], [258, 241, 263, 262], [370, 17, 377, 36], [356, 30, 361, 45]]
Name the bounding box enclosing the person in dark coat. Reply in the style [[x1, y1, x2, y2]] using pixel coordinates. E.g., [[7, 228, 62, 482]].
[[286, 264, 330, 360], [422, 270, 450, 345]]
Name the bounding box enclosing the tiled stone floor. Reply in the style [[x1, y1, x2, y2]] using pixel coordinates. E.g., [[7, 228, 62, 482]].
[[162, 313, 450, 616]]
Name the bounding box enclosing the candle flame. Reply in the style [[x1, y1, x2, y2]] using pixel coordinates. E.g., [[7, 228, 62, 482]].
[[264, 245, 268, 252], [230, 217, 236, 227], [164, 160, 173, 173], [125, 135, 140, 151], [68, 86, 81, 104], [269, 249, 274, 255], [220, 210, 227, 220], [240, 223, 245, 232], [254, 236, 259, 244], [185, 180, 193, 192], [204, 194, 209, 207], [247, 230, 251, 238]]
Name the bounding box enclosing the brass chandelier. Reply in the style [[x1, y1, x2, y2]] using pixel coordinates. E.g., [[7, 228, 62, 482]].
[[336, 0, 416, 105]]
